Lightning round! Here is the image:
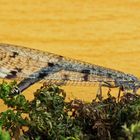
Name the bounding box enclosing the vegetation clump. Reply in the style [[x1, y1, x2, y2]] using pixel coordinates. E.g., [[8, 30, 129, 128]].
[[0, 82, 140, 140]]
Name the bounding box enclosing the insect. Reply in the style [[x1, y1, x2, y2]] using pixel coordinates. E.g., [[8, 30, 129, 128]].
[[0, 43, 140, 97]]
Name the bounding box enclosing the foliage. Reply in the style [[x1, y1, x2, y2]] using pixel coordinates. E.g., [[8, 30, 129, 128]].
[[1, 82, 140, 139], [68, 93, 140, 140], [0, 125, 10, 140], [0, 82, 81, 140], [122, 122, 140, 140]]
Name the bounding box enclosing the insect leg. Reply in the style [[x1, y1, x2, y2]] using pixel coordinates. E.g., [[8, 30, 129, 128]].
[[96, 82, 103, 101], [95, 81, 120, 100]]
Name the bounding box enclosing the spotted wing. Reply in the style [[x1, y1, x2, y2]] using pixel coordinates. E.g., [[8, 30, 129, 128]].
[[0, 43, 55, 80], [42, 70, 115, 86], [0, 43, 115, 87]]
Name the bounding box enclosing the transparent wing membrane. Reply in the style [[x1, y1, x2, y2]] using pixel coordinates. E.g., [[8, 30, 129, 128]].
[[42, 70, 115, 86], [44, 70, 113, 82]]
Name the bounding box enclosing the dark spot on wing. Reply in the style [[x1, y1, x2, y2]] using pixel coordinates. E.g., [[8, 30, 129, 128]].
[[39, 71, 48, 79], [58, 55, 63, 59], [83, 74, 89, 81], [11, 71, 17, 75], [10, 52, 19, 58], [48, 62, 55, 67], [5, 67, 22, 79], [15, 67, 22, 72], [6, 70, 17, 79], [81, 69, 90, 74], [63, 74, 69, 80], [107, 72, 112, 78]]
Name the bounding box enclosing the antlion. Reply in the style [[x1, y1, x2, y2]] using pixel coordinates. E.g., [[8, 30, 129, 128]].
[[0, 43, 139, 98]]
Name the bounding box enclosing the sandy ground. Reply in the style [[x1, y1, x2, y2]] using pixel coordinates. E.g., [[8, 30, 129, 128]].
[[0, 0, 140, 111]]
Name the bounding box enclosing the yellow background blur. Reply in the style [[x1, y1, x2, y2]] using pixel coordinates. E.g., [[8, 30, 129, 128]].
[[0, 0, 140, 111]]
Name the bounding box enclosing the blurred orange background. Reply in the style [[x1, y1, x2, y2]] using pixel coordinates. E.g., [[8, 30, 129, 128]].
[[0, 0, 140, 111]]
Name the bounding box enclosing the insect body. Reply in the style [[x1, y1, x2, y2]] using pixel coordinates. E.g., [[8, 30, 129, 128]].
[[0, 43, 139, 94]]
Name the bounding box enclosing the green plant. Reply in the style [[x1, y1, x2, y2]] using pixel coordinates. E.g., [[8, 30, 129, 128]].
[[1, 81, 140, 140], [0, 82, 81, 140], [122, 122, 140, 140], [0, 125, 10, 140]]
